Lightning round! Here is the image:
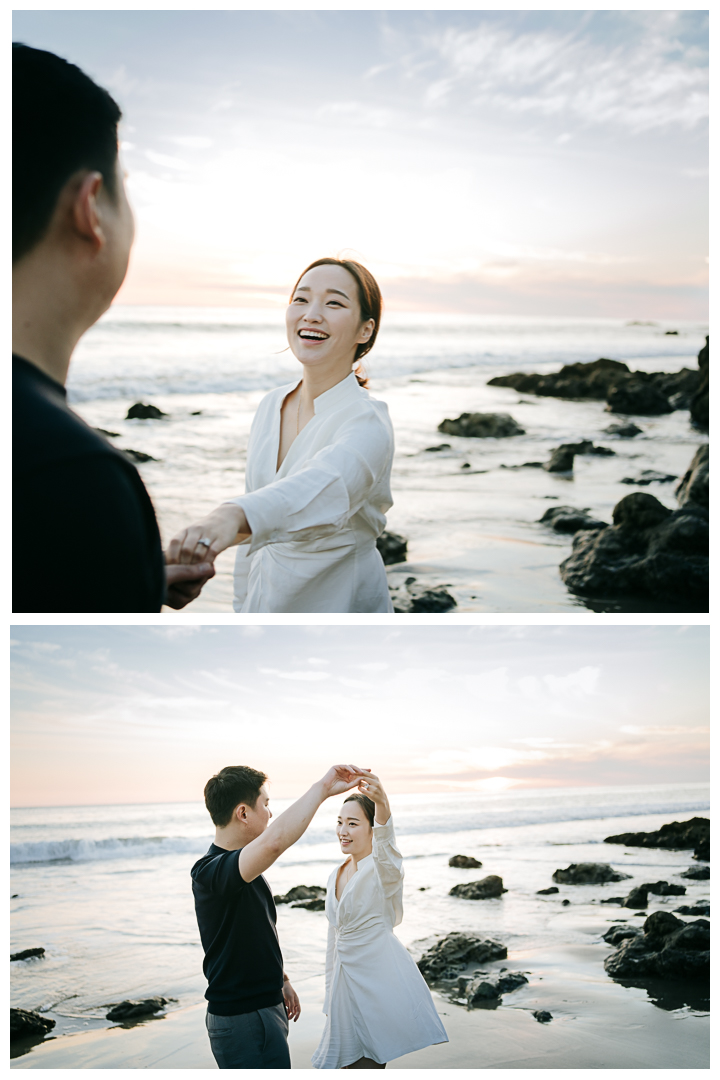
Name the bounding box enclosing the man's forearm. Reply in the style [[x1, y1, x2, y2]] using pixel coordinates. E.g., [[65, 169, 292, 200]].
[[262, 781, 326, 854]]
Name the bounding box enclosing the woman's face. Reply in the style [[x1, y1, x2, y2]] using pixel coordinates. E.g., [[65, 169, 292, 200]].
[[286, 264, 374, 372], [336, 801, 373, 860]]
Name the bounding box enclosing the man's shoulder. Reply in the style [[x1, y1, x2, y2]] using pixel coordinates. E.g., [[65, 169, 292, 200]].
[[192, 844, 243, 889], [13, 355, 129, 473]]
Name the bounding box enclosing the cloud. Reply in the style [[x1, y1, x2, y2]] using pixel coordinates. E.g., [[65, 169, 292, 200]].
[[145, 149, 189, 171], [150, 626, 206, 641], [259, 668, 331, 682], [544, 666, 601, 696], [619, 725, 709, 736], [307, 657, 330, 666]]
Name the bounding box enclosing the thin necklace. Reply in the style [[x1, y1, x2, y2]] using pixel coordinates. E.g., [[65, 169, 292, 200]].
[[296, 391, 301, 436]]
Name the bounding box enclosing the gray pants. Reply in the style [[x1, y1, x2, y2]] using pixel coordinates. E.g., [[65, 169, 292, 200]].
[[206, 1004, 290, 1069]]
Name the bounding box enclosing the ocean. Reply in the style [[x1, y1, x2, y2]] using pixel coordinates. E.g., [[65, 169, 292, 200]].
[[11, 783, 710, 1040], [65, 308, 708, 612]]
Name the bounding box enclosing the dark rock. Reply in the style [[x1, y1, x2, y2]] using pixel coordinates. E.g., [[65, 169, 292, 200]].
[[10, 947, 45, 962], [536, 886, 559, 895], [461, 462, 471, 469], [600, 897, 626, 904], [533, 1010, 553, 1023], [94, 428, 120, 438], [675, 446, 708, 509], [604, 912, 709, 980], [126, 403, 168, 420], [681, 866, 709, 880], [539, 506, 608, 534], [418, 933, 507, 982], [391, 583, 457, 613], [559, 489, 708, 608], [458, 972, 528, 1005], [604, 422, 643, 437], [651, 367, 699, 399], [191, 410, 202, 416], [674, 903, 709, 916], [122, 449, 158, 464], [291, 898, 326, 911], [620, 470, 677, 486], [646, 881, 686, 897], [690, 337, 708, 430], [273, 885, 326, 905], [438, 412, 525, 438], [606, 379, 672, 415], [449, 875, 507, 900], [449, 855, 482, 868], [488, 358, 631, 400], [604, 817, 709, 853], [376, 530, 408, 566], [552, 863, 631, 885], [665, 330, 679, 335], [602, 925, 641, 946], [561, 899, 571, 906], [10, 1008, 56, 1042], [545, 446, 576, 472], [106, 997, 168, 1021], [11, 895, 18, 899], [623, 886, 649, 908], [693, 840, 710, 861], [424, 443, 451, 452]]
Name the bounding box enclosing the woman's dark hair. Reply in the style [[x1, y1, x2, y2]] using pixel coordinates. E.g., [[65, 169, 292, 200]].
[[13, 43, 122, 263], [204, 765, 268, 827], [289, 258, 383, 388], [343, 793, 375, 827]]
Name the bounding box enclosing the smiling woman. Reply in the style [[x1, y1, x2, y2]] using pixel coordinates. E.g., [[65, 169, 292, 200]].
[[166, 259, 395, 613]]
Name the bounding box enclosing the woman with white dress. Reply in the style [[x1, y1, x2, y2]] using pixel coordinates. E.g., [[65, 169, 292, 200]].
[[167, 258, 394, 612], [312, 775, 448, 1070]]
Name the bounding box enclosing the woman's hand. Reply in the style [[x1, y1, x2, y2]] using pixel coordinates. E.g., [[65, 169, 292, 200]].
[[320, 764, 371, 799], [358, 773, 391, 825], [166, 503, 250, 565]]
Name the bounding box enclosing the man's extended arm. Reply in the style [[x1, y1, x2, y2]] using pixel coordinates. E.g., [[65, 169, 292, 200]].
[[238, 765, 367, 883]]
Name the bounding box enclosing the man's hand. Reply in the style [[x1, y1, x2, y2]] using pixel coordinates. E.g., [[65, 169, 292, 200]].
[[166, 504, 249, 566], [320, 765, 371, 799], [283, 979, 301, 1022], [164, 561, 215, 609]]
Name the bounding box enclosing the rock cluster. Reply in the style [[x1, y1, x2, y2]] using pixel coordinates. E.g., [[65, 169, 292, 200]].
[[604, 817, 709, 860], [674, 902, 710, 916], [681, 866, 709, 880], [106, 997, 168, 1021], [438, 412, 525, 438], [622, 881, 686, 908], [273, 885, 326, 906], [10, 1008, 55, 1042], [126, 402, 167, 420], [376, 530, 408, 566], [487, 343, 708, 417], [690, 337, 709, 429], [417, 933, 507, 982], [449, 855, 482, 868], [449, 875, 507, 899], [552, 863, 631, 885], [390, 580, 457, 613], [10, 947, 45, 962], [456, 971, 528, 1004], [603, 911, 709, 979], [539, 506, 608, 534]]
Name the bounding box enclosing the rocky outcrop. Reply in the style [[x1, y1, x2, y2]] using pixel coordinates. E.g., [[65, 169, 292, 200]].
[[559, 489, 708, 609], [457, 971, 528, 1004], [449, 855, 482, 868], [536, 886, 559, 895], [449, 875, 507, 899], [417, 933, 507, 982], [438, 412, 525, 438], [488, 358, 630, 400], [10, 1008, 55, 1042], [604, 818, 709, 857], [539, 506, 608, 534], [273, 885, 326, 905], [690, 337, 709, 429], [605, 379, 673, 415], [544, 441, 614, 473], [126, 403, 167, 420], [552, 863, 631, 885], [122, 449, 158, 464], [604, 422, 643, 437], [674, 903, 709, 916], [602, 925, 641, 946], [106, 997, 168, 1021], [376, 530, 408, 565], [675, 446, 708, 509], [291, 898, 326, 911], [10, 948, 45, 962], [620, 470, 677, 486], [681, 866, 709, 880], [533, 1010, 553, 1023], [391, 580, 457, 613], [623, 886, 650, 908], [603, 911, 709, 979]]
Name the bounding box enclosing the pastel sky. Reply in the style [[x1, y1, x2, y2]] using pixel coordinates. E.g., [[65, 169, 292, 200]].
[[13, 8, 708, 317], [10, 625, 708, 807]]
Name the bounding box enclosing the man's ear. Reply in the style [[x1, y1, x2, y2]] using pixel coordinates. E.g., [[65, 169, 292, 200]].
[[71, 171, 106, 250]]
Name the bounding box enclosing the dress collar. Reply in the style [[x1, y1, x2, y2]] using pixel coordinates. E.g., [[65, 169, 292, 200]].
[[286, 370, 363, 415]]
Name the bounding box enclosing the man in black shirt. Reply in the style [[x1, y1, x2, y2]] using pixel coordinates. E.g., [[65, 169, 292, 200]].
[[12, 43, 213, 612], [192, 764, 368, 1069]]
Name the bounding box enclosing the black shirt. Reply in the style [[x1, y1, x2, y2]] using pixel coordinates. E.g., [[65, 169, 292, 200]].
[[191, 844, 284, 1016], [13, 355, 165, 612]]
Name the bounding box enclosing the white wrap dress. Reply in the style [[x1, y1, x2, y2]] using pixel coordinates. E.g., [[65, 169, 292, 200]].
[[231, 372, 394, 613], [311, 817, 448, 1069]]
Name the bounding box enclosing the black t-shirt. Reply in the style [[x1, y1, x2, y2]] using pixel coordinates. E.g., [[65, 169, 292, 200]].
[[13, 355, 165, 612], [191, 844, 284, 1016]]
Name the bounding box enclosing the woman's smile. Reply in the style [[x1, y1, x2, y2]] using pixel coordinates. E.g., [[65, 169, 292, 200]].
[[297, 328, 329, 342]]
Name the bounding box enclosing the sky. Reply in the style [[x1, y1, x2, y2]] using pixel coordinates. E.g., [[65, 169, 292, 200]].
[[12, 8, 708, 318], [10, 624, 708, 807]]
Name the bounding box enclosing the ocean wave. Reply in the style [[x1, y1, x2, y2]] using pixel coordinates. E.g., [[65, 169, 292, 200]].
[[10, 835, 210, 866]]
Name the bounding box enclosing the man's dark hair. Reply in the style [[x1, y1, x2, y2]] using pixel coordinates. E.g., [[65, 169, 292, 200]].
[[13, 43, 122, 263], [204, 766, 269, 827]]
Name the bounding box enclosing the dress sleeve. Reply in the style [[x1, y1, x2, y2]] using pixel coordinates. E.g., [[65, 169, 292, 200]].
[[322, 919, 335, 1015], [229, 409, 393, 555], [372, 817, 404, 926]]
